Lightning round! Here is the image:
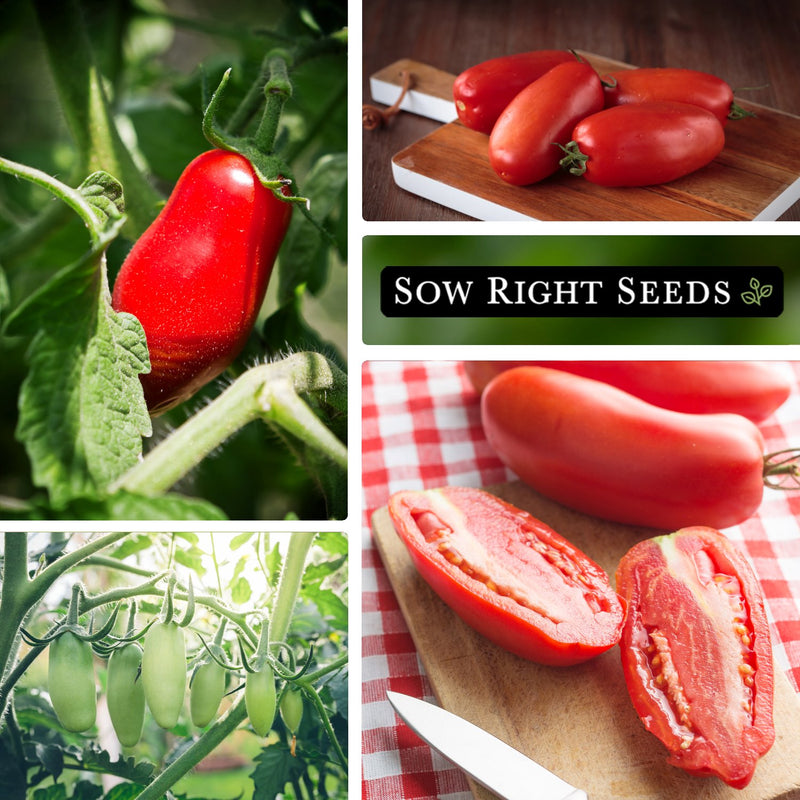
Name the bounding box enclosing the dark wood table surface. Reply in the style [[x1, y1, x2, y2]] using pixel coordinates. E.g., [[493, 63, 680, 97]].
[[361, 0, 800, 222]]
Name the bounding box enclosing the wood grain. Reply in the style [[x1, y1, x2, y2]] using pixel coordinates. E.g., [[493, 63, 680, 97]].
[[385, 55, 800, 221], [371, 481, 800, 800]]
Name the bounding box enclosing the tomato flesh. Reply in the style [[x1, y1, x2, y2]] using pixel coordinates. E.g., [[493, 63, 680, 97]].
[[616, 527, 774, 788], [388, 486, 625, 666], [453, 49, 575, 134], [488, 60, 604, 185], [480, 366, 766, 530]]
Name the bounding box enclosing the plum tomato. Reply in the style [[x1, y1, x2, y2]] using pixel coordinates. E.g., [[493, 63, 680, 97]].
[[616, 527, 775, 788], [488, 60, 605, 185], [559, 101, 725, 186], [602, 67, 747, 125], [463, 360, 792, 423], [388, 486, 625, 666], [111, 149, 293, 416], [453, 49, 576, 134], [480, 366, 767, 530]]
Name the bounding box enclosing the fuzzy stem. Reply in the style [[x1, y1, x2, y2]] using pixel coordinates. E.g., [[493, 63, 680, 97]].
[[112, 353, 346, 496]]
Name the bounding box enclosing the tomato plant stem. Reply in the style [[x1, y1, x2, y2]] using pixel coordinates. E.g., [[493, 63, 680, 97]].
[[133, 697, 249, 800], [254, 53, 293, 154], [0, 158, 107, 247], [270, 533, 316, 646], [0, 532, 131, 724], [112, 353, 347, 497], [31, 0, 161, 236]]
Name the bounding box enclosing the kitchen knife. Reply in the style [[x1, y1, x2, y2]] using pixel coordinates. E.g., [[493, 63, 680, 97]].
[[387, 690, 588, 800]]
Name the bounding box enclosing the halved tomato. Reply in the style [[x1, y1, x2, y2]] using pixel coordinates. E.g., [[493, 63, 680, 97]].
[[387, 486, 625, 666], [616, 527, 775, 788]]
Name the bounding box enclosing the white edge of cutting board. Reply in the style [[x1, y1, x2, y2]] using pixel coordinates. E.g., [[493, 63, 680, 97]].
[[369, 75, 457, 123], [390, 158, 542, 221]]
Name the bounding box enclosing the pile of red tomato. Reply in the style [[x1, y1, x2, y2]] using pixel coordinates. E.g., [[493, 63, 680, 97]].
[[453, 50, 750, 187]]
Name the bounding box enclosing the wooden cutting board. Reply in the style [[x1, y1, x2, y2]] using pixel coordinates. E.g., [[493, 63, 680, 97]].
[[370, 55, 800, 221], [371, 481, 800, 800]]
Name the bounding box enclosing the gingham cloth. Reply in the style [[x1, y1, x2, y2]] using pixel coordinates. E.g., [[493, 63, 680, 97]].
[[361, 360, 800, 800]]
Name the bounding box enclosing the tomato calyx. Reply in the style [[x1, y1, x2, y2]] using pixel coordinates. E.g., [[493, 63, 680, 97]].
[[201, 57, 309, 210], [555, 140, 589, 176], [762, 447, 800, 489]]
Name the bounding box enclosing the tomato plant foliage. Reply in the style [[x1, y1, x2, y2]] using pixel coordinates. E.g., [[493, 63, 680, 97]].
[[0, 0, 347, 521], [0, 531, 348, 800]]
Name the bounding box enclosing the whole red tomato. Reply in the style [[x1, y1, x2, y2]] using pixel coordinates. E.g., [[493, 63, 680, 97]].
[[616, 527, 774, 788], [388, 486, 625, 666], [463, 360, 791, 423], [112, 150, 292, 415], [488, 60, 605, 185], [602, 67, 744, 125], [453, 49, 576, 134], [480, 366, 766, 530], [560, 101, 725, 186]]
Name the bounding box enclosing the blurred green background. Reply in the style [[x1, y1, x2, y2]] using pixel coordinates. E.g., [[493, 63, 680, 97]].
[[363, 235, 800, 345]]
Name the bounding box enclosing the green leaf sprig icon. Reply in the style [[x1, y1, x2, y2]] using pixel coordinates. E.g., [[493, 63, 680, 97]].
[[741, 277, 773, 306]]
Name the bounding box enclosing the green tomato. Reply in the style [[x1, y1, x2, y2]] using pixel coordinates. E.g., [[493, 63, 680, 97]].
[[279, 686, 304, 734], [48, 631, 96, 732], [245, 663, 276, 737], [141, 621, 186, 729], [190, 659, 226, 728], [107, 642, 145, 747]]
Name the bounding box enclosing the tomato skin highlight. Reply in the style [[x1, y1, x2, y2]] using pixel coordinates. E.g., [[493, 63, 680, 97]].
[[463, 360, 791, 423], [190, 659, 227, 728], [616, 527, 775, 788], [480, 366, 766, 530], [453, 49, 576, 134], [564, 101, 725, 186], [107, 642, 145, 747], [48, 631, 97, 732], [388, 486, 625, 666], [245, 664, 277, 737], [488, 60, 605, 185], [141, 621, 187, 729], [111, 149, 293, 416], [602, 67, 736, 125]]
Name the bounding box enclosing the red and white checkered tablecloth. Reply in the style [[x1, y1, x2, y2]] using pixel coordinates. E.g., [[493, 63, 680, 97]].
[[361, 360, 800, 800]]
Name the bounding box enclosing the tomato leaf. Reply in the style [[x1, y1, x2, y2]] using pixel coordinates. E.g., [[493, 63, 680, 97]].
[[250, 744, 306, 800], [6, 240, 151, 506], [277, 152, 347, 303]]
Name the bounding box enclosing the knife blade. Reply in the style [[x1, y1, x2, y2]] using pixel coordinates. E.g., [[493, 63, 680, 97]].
[[386, 691, 588, 800]]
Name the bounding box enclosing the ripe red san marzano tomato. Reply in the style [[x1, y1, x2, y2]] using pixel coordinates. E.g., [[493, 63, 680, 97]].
[[112, 149, 293, 415], [602, 67, 742, 125], [453, 49, 575, 134], [480, 366, 766, 530], [616, 527, 774, 788], [488, 60, 605, 186], [388, 486, 625, 666], [463, 360, 791, 423], [560, 101, 725, 186]]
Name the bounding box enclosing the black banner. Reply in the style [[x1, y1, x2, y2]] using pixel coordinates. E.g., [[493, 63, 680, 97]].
[[380, 266, 783, 318]]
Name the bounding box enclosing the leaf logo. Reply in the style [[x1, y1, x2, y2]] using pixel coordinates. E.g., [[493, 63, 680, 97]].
[[741, 277, 773, 306]]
